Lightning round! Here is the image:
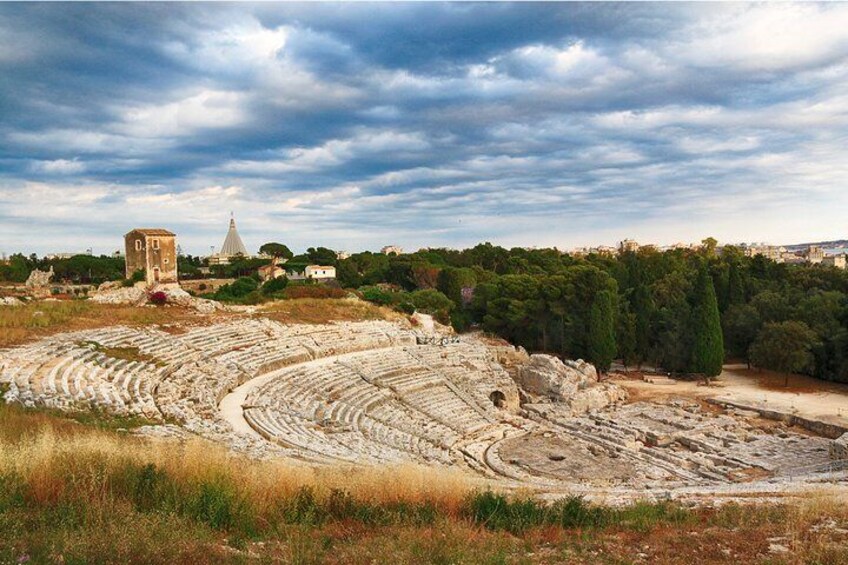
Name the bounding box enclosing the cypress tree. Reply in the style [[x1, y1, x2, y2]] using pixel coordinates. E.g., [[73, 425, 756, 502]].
[[632, 283, 653, 366], [726, 261, 745, 306], [690, 262, 725, 379], [588, 290, 617, 374]]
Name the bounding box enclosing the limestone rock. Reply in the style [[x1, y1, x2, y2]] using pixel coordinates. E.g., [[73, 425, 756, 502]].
[[831, 433, 848, 460], [90, 286, 147, 305], [567, 383, 629, 416], [516, 354, 596, 400], [97, 280, 123, 292], [0, 296, 24, 307], [25, 266, 54, 288]]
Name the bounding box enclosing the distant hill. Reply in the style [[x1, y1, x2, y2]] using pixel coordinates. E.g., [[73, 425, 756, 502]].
[[782, 239, 848, 252]]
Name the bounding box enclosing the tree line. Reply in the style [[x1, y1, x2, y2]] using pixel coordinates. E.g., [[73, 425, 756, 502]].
[[5, 240, 847, 383], [324, 241, 846, 382]]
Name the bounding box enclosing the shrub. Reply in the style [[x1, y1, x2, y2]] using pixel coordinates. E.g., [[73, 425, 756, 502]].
[[148, 291, 168, 306], [198, 283, 207, 292], [409, 289, 453, 323], [359, 285, 394, 305], [261, 276, 289, 296], [212, 277, 260, 303]]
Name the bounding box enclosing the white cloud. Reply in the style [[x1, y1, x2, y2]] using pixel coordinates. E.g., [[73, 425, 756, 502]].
[[118, 89, 248, 138], [672, 4, 848, 72], [29, 159, 87, 175]]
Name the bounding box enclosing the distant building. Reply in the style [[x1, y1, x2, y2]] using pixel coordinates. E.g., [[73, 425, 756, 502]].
[[112, 249, 124, 258], [336, 250, 350, 261], [805, 245, 825, 264], [45, 252, 78, 260], [124, 228, 178, 285], [745, 245, 783, 263], [381, 245, 403, 256], [619, 239, 640, 253], [258, 258, 286, 282], [209, 216, 250, 266], [287, 265, 336, 282], [822, 255, 847, 270], [304, 265, 336, 280]]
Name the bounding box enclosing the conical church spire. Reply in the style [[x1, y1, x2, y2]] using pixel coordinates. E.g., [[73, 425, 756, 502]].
[[220, 214, 248, 256]]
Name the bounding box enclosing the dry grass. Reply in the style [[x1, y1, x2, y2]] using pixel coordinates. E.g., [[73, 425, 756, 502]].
[[0, 301, 209, 348], [0, 297, 404, 349], [2, 403, 848, 564], [259, 298, 407, 325]]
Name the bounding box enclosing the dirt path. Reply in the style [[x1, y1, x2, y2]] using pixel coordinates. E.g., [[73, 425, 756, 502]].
[[614, 364, 848, 426]]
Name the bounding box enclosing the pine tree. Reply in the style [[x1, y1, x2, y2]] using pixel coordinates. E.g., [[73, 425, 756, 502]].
[[588, 290, 617, 374], [690, 261, 725, 380]]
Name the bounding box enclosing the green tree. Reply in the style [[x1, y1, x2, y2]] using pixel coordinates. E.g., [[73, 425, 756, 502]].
[[617, 300, 638, 370], [437, 267, 477, 307], [726, 260, 746, 306], [259, 242, 294, 259], [631, 283, 654, 367], [721, 304, 761, 366], [588, 290, 617, 374], [261, 275, 288, 296], [306, 247, 337, 266], [748, 321, 819, 386], [690, 262, 724, 380], [409, 289, 454, 323]]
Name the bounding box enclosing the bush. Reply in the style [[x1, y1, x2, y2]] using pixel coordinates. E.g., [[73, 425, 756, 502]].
[[409, 289, 454, 323], [359, 285, 394, 305], [212, 277, 260, 303], [148, 291, 168, 305], [261, 276, 288, 296], [198, 283, 207, 292]]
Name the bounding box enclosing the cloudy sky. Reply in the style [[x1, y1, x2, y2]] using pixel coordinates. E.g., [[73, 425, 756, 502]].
[[1, 2, 847, 256]]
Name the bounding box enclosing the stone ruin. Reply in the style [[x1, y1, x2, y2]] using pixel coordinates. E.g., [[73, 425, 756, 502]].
[[25, 266, 53, 289], [0, 319, 846, 497]]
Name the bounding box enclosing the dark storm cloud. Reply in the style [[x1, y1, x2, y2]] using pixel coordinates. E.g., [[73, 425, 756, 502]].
[[1, 2, 847, 255]]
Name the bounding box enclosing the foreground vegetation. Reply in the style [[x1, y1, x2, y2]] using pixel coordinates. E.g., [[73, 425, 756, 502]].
[[1, 402, 847, 564], [0, 301, 209, 348]]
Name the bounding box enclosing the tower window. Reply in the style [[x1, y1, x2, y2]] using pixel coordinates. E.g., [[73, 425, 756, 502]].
[[135, 240, 142, 251]]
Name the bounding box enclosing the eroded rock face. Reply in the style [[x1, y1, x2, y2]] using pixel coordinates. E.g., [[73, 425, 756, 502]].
[[832, 433, 848, 460], [515, 354, 627, 415], [567, 383, 629, 416], [90, 286, 147, 305], [25, 267, 53, 288], [516, 354, 595, 400]]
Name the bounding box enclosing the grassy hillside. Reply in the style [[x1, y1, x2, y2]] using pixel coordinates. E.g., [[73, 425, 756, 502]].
[[1, 402, 847, 564], [0, 297, 401, 349]]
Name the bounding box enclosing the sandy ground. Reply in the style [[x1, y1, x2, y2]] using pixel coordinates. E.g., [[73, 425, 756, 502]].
[[613, 364, 848, 427]]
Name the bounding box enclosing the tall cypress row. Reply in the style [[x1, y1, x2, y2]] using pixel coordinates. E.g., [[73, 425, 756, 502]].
[[588, 290, 617, 374], [691, 262, 725, 378], [632, 283, 653, 366]]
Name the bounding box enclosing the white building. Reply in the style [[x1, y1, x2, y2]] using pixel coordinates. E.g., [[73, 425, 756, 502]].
[[381, 245, 403, 256], [304, 265, 336, 280], [288, 265, 336, 281]]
